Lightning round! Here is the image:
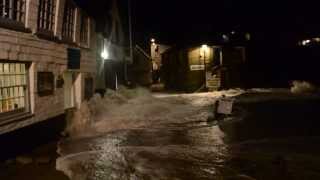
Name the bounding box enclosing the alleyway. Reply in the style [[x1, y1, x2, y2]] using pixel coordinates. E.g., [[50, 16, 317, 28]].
[[57, 88, 320, 180]]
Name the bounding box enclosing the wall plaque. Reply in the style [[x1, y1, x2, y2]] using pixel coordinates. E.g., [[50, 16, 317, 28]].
[[38, 72, 54, 96], [67, 48, 81, 70]]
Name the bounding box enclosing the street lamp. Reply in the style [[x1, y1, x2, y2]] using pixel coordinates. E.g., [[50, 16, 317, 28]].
[[202, 44, 208, 51], [201, 44, 208, 88], [101, 50, 109, 60], [151, 38, 156, 46]]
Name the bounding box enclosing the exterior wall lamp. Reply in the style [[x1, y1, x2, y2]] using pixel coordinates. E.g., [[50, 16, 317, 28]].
[[101, 50, 109, 60]]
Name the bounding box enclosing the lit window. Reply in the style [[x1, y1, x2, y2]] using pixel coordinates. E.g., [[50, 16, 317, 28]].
[[0, 0, 25, 23], [37, 0, 56, 32], [0, 62, 28, 114], [80, 12, 89, 45], [62, 0, 75, 41]]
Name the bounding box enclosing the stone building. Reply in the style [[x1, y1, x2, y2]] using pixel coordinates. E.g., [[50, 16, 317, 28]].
[[0, 0, 97, 134], [161, 45, 246, 92], [150, 42, 170, 71]]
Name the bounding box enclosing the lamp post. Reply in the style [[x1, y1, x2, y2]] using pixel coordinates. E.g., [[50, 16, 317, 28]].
[[127, 0, 133, 83], [201, 44, 208, 89]]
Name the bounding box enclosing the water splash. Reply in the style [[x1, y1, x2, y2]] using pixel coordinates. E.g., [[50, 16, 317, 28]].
[[65, 87, 244, 138]]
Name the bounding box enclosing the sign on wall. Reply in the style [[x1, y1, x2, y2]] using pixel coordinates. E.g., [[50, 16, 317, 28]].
[[38, 72, 54, 96], [190, 65, 205, 71], [67, 48, 81, 70]]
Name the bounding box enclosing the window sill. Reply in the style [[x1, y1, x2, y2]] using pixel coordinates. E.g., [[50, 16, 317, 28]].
[[0, 18, 31, 33], [60, 37, 77, 46], [79, 42, 90, 49], [38, 90, 54, 97], [0, 111, 34, 127], [35, 29, 60, 42]]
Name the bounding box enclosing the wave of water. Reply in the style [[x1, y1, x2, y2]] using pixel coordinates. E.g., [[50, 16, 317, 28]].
[[65, 87, 244, 138]]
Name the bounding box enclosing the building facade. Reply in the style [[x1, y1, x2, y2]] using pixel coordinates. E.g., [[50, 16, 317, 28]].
[[0, 0, 97, 134], [150, 42, 170, 83], [162, 45, 246, 92], [150, 42, 170, 70]]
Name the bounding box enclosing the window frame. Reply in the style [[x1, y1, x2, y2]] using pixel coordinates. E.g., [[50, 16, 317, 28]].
[[79, 11, 89, 47], [0, 0, 30, 32], [61, 0, 76, 43], [0, 61, 31, 124], [36, 0, 56, 39]]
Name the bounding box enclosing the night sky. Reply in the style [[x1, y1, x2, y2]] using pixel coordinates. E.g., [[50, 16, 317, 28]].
[[132, 0, 320, 46], [75, 0, 320, 46]]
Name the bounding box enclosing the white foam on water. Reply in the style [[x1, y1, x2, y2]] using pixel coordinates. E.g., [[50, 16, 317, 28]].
[[65, 87, 245, 138]]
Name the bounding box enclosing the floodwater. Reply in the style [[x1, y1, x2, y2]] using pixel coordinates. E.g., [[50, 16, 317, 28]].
[[57, 88, 320, 180]]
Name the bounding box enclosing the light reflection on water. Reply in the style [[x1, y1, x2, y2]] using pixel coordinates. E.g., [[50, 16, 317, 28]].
[[57, 123, 229, 180]]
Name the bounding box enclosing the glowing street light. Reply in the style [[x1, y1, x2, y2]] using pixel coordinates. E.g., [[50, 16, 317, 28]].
[[201, 44, 210, 59], [202, 44, 208, 51], [222, 34, 229, 42], [101, 38, 110, 60], [301, 39, 311, 46], [151, 38, 156, 46], [101, 50, 109, 60]]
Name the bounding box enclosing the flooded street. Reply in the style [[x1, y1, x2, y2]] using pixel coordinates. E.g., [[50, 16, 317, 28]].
[[58, 123, 228, 180], [57, 89, 320, 180]]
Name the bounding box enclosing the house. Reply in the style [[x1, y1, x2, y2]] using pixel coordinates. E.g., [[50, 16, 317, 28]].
[[161, 45, 246, 92], [150, 41, 170, 83], [95, 0, 132, 91], [150, 41, 170, 71], [0, 0, 97, 135]]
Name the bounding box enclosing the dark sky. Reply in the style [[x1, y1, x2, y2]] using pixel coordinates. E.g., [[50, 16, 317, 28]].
[[76, 0, 320, 46], [133, 0, 320, 45]]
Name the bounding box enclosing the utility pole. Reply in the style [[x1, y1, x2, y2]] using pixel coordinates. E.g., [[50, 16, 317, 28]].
[[126, 0, 133, 83], [204, 50, 206, 88]]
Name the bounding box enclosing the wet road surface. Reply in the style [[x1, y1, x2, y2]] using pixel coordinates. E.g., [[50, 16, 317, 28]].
[[58, 122, 231, 180], [57, 91, 320, 180]]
